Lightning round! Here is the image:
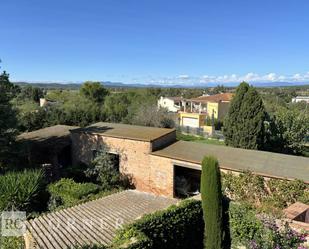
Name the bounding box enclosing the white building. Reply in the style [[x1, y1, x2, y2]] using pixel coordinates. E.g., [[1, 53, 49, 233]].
[[292, 96, 309, 104], [157, 96, 186, 112]]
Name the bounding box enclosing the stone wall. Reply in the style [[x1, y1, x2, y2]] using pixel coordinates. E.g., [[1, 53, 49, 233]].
[[71, 131, 248, 198]]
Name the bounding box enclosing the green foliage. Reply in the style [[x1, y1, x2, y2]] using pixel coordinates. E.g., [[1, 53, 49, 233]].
[[47, 178, 101, 210], [0, 71, 18, 168], [113, 199, 204, 249], [0, 236, 25, 249], [85, 147, 122, 189], [229, 203, 308, 249], [201, 156, 223, 249], [17, 85, 44, 102], [222, 171, 309, 214], [224, 82, 266, 150], [80, 81, 109, 103], [205, 117, 223, 130], [266, 178, 308, 208], [222, 171, 267, 206], [103, 92, 132, 122], [176, 132, 225, 145], [268, 108, 309, 155], [229, 203, 264, 247], [14, 100, 46, 131], [0, 169, 45, 212]]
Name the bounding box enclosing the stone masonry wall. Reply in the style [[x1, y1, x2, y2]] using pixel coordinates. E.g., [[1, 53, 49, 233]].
[[71, 132, 158, 194]]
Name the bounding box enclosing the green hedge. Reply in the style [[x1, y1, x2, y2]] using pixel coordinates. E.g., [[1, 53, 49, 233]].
[[113, 199, 204, 249], [48, 178, 101, 210]]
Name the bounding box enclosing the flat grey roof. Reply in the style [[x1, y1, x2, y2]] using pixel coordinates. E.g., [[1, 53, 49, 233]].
[[71, 122, 175, 142], [18, 125, 79, 149], [151, 141, 309, 182]]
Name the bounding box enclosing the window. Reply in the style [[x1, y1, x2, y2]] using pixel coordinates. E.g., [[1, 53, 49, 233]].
[[91, 149, 99, 160]]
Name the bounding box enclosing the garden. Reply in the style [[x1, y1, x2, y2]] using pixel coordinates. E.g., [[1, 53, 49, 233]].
[[70, 158, 308, 249], [0, 147, 127, 249]]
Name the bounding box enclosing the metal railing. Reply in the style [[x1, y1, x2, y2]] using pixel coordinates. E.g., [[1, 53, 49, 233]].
[[176, 125, 225, 140]]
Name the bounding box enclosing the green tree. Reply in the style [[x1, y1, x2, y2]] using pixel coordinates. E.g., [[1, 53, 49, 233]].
[[80, 81, 109, 103], [223, 82, 266, 150], [103, 93, 131, 122], [270, 108, 309, 155], [0, 71, 18, 168], [17, 85, 44, 102], [201, 156, 223, 249]]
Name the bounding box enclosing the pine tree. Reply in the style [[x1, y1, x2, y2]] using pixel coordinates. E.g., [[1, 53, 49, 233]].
[[223, 82, 266, 150], [0, 71, 18, 168], [201, 156, 223, 249]]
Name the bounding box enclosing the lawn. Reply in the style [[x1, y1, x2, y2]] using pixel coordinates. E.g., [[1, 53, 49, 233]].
[[176, 132, 225, 146]]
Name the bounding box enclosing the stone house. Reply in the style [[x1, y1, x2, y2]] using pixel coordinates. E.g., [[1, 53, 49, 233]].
[[71, 122, 309, 198]]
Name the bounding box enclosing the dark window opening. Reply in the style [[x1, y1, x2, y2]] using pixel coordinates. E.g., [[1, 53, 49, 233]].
[[58, 145, 72, 167], [91, 149, 99, 160], [174, 166, 201, 198], [109, 153, 120, 172]]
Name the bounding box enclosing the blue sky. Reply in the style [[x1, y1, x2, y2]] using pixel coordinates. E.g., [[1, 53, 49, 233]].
[[1, 0, 309, 85]]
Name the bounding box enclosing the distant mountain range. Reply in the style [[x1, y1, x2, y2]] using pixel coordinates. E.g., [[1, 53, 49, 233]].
[[14, 81, 309, 89]]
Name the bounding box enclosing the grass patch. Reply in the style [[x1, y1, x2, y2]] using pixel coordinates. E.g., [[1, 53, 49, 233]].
[[176, 132, 225, 146]]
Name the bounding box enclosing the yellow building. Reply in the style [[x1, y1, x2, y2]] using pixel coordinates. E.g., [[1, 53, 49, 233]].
[[179, 112, 207, 128], [179, 93, 233, 130]]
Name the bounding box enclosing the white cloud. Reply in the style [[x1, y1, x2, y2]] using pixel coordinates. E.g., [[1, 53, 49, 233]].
[[141, 71, 309, 85], [177, 74, 190, 80]]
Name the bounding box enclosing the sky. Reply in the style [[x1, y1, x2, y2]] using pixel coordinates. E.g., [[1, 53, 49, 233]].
[[1, 0, 309, 85]]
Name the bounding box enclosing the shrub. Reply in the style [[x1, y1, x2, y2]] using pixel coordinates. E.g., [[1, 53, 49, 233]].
[[229, 203, 308, 249], [113, 199, 204, 249], [222, 171, 267, 205], [0, 169, 45, 212], [266, 178, 308, 208], [85, 147, 121, 190], [229, 203, 264, 247], [0, 237, 25, 249], [48, 178, 101, 210], [222, 171, 309, 214], [201, 156, 223, 249]]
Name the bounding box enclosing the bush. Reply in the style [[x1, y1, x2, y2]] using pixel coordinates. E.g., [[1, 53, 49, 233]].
[[85, 147, 121, 190], [0, 237, 25, 249], [201, 156, 223, 249], [229, 203, 264, 247], [222, 171, 309, 214], [0, 169, 45, 212], [229, 203, 308, 249], [113, 199, 204, 249], [48, 178, 101, 210]]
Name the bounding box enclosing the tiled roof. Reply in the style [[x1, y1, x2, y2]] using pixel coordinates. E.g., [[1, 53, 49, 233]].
[[189, 93, 234, 103], [25, 190, 177, 249], [151, 141, 309, 183], [71, 122, 176, 142]]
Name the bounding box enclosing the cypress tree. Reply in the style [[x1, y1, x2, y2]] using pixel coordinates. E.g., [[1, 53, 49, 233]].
[[201, 156, 223, 249], [223, 82, 266, 150]]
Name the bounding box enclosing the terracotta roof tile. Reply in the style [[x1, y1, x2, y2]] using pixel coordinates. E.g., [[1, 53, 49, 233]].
[[189, 93, 234, 103]]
